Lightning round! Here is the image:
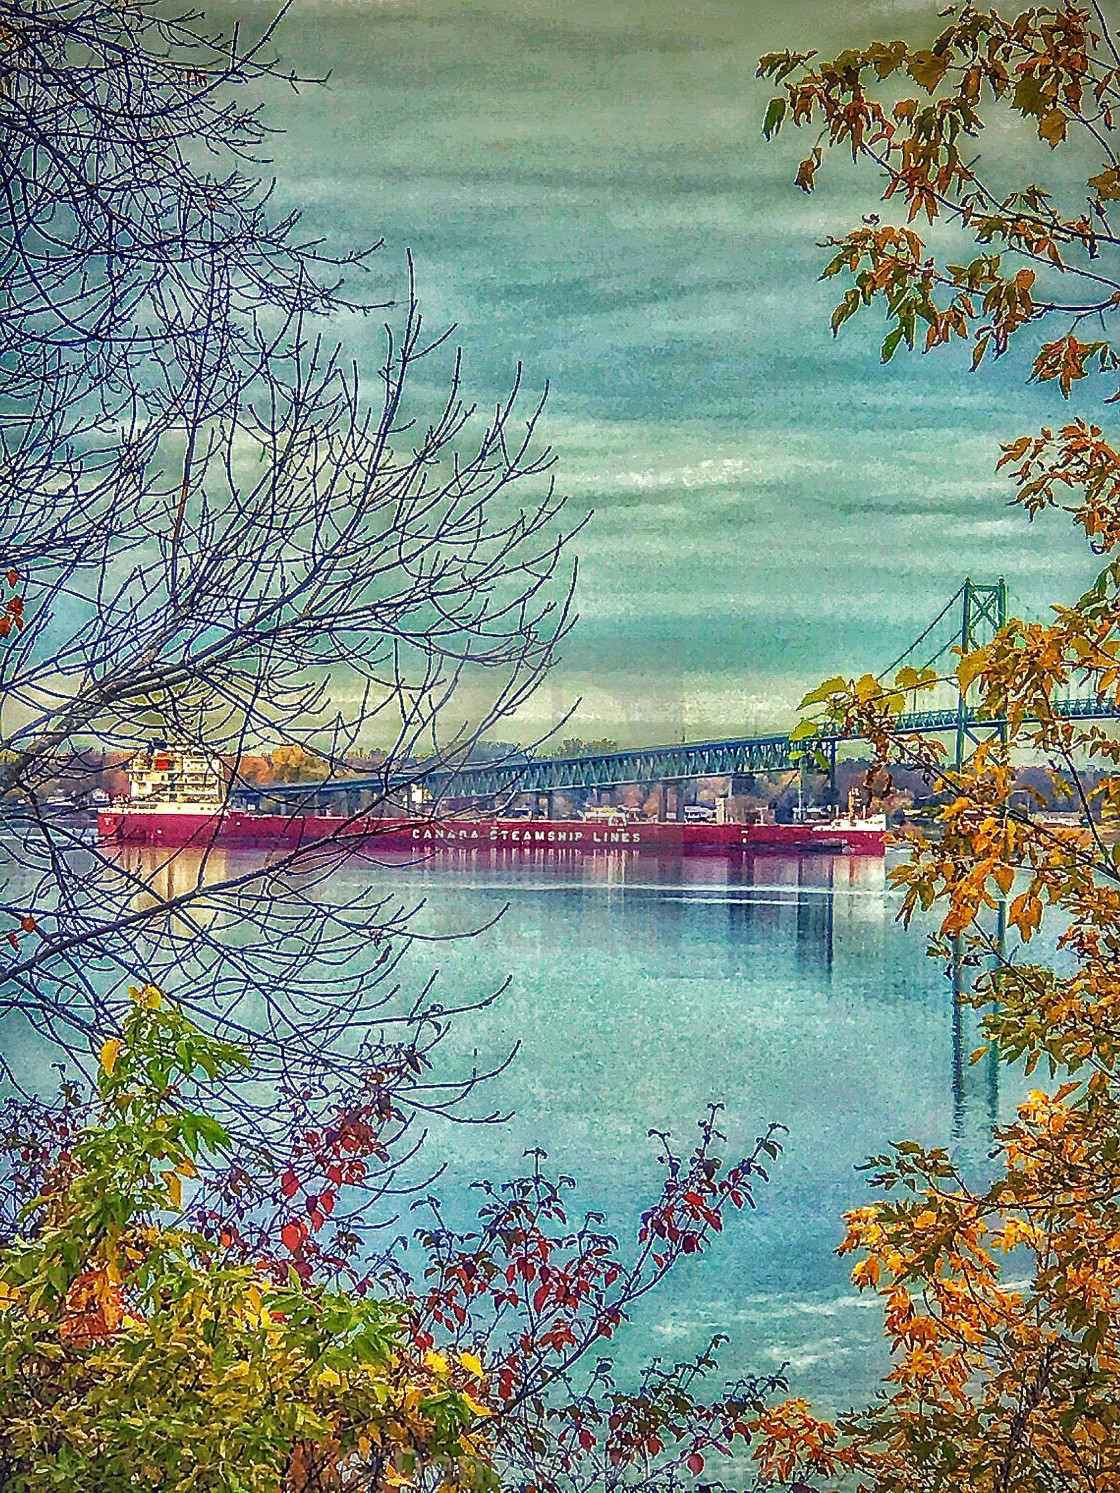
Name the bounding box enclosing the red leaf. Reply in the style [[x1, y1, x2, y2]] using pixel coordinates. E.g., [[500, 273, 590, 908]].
[[320, 1190, 335, 1215], [688, 1453, 705, 1476], [280, 1221, 304, 1253], [532, 1282, 550, 1313], [280, 1170, 299, 1198]]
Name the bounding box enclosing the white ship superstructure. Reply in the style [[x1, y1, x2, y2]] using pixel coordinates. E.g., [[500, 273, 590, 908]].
[[129, 742, 224, 811]]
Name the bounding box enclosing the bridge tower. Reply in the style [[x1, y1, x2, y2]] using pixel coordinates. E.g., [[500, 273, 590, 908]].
[[955, 577, 1007, 770]]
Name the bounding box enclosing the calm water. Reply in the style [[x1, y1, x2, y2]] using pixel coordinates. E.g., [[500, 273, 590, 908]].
[[323, 847, 1013, 1417], [6, 841, 1014, 1419]]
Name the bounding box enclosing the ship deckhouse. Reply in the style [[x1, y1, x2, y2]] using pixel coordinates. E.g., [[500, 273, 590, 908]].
[[129, 742, 224, 810]]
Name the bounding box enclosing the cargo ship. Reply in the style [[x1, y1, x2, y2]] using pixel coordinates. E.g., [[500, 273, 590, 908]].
[[96, 744, 888, 857]]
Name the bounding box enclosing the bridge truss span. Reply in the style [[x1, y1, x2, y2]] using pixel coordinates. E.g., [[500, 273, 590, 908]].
[[235, 581, 1120, 808]]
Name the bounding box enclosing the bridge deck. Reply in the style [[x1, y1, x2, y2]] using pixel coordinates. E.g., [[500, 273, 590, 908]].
[[235, 695, 1118, 804]]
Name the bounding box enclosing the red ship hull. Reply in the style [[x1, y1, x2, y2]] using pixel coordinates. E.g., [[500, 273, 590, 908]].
[[97, 810, 887, 857]]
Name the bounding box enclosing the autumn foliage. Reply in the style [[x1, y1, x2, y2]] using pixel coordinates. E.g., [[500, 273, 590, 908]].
[[755, 469, 1120, 1485], [0, 989, 796, 1493], [760, 5, 1120, 399], [749, 6, 1120, 1485], [0, 993, 494, 1493]]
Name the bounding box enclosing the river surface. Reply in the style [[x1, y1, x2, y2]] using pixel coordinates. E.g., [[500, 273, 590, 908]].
[[4, 840, 1016, 1421], [324, 847, 1014, 1419]]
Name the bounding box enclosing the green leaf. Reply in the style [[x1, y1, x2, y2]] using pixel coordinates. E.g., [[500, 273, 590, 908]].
[[789, 718, 819, 742], [762, 95, 786, 140], [867, 39, 906, 79], [881, 325, 905, 363], [831, 289, 862, 337], [1012, 73, 1049, 120]]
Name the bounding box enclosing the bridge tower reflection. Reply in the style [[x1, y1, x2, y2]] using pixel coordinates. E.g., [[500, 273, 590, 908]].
[[949, 904, 1005, 1164]]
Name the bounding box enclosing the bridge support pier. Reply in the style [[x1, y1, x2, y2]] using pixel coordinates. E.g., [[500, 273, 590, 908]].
[[658, 779, 688, 821]]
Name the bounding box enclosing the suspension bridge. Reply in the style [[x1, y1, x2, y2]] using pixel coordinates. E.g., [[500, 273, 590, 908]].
[[236, 579, 1120, 811]]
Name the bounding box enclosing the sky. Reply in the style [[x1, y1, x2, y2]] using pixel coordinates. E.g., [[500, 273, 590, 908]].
[[223, 0, 1106, 744]]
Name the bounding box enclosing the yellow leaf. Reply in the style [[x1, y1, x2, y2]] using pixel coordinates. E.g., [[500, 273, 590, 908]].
[[460, 1350, 484, 1378], [852, 1257, 880, 1288], [957, 646, 989, 692], [1038, 108, 1067, 148], [100, 1038, 122, 1075], [315, 1366, 343, 1388], [424, 1348, 449, 1374], [166, 1171, 182, 1209], [853, 672, 881, 703], [1089, 166, 1120, 200], [462, 1392, 492, 1417], [906, 48, 950, 93], [799, 675, 849, 708]]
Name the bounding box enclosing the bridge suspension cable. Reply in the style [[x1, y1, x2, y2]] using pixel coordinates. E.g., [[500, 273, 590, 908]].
[[876, 584, 965, 682]]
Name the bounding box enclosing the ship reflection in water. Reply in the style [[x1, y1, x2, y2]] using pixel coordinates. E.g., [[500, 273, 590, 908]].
[[111, 844, 234, 928], [116, 837, 996, 1155]]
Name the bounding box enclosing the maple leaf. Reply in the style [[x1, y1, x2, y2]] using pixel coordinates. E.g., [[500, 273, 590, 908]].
[[1013, 73, 1050, 118], [1088, 166, 1120, 200], [1038, 108, 1068, 147], [906, 48, 950, 93]]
